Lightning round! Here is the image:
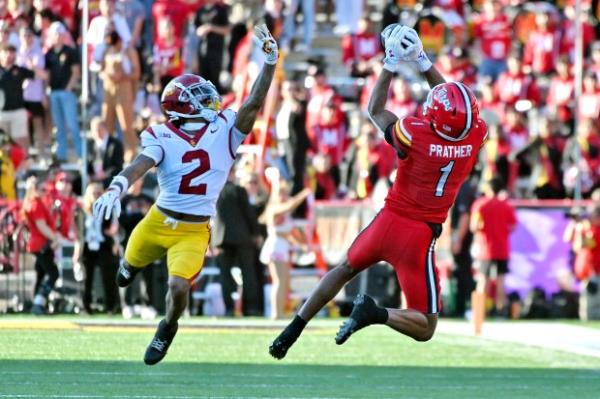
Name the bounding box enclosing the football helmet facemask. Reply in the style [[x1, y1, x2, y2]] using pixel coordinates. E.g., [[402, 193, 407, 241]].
[[160, 74, 222, 122]]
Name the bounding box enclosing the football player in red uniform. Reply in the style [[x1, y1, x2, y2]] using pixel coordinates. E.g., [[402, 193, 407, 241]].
[[270, 24, 487, 359]]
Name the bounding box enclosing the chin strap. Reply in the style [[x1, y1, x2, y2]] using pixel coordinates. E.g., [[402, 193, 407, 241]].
[[199, 108, 218, 122]]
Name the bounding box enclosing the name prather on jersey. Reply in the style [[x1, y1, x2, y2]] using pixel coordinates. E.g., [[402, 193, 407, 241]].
[[429, 144, 473, 158]]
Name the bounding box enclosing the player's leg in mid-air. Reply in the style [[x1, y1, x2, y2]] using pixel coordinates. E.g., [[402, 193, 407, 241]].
[[120, 206, 211, 365], [142, 211, 211, 365], [336, 211, 441, 343], [269, 211, 387, 359], [270, 209, 441, 359], [337, 212, 441, 345]]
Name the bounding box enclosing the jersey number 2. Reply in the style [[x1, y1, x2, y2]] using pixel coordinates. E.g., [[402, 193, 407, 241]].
[[179, 150, 210, 195], [435, 161, 455, 197]]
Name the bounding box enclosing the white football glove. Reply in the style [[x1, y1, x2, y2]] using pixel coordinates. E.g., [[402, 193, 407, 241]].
[[381, 24, 405, 72], [253, 24, 279, 65], [396, 27, 432, 72], [381, 24, 433, 73], [380, 23, 402, 44], [92, 176, 128, 222]]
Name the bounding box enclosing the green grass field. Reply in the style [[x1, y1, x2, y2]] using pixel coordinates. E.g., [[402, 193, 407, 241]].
[[0, 318, 599, 399]]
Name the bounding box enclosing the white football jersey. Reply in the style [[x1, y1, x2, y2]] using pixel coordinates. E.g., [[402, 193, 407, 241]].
[[140, 109, 245, 216]]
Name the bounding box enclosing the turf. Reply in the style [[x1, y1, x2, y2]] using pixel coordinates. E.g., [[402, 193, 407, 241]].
[[0, 318, 599, 399]]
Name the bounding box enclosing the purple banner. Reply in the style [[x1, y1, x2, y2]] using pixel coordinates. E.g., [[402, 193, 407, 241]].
[[506, 208, 575, 298]]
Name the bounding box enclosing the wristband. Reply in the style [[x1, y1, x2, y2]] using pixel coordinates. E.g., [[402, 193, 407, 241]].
[[109, 175, 129, 197], [264, 49, 279, 65], [416, 50, 433, 72]]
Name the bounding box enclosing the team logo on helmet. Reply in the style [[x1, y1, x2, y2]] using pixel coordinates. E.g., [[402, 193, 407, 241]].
[[423, 82, 478, 142]]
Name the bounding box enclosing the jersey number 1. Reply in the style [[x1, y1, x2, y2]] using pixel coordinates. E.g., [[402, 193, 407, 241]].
[[179, 149, 210, 195], [435, 160, 454, 197]]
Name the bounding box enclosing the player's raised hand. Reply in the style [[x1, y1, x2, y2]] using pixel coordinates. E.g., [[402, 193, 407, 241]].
[[253, 24, 278, 65], [380, 23, 402, 45], [381, 23, 404, 72], [396, 27, 432, 72], [381, 24, 432, 73]]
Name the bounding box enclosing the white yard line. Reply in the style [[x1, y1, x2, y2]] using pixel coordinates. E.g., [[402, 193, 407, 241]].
[[438, 320, 600, 358]]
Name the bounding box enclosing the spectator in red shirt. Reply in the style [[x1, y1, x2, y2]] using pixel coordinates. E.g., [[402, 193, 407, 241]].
[[341, 17, 381, 78], [559, 4, 596, 63], [581, 71, 600, 121], [470, 177, 517, 318], [311, 153, 336, 200], [152, 0, 195, 42], [153, 18, 184, 93], [523, 12, 560, 76], [495, 53, 541, 108], [306, 65, 338, 141], [546, 55, 575, 126], [48, 171, 79, 241], [436, 46, 477, 87], [21, 176, 62, 315], [311, 98, 349, 188], [473, 0, 512, 80]]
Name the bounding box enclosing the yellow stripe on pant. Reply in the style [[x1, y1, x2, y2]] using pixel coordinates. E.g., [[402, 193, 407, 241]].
[[124, 205, 211, 280]]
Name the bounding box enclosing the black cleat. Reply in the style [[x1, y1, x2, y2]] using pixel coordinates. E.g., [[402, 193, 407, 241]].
[[335, 294, 380, 345], [144, 319, 178, 365], [269, 330, 299, 360], [116, 261, 140, 288]]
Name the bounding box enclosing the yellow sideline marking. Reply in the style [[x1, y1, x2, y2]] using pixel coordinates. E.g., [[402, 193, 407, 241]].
[[0, 320, 79, 330]]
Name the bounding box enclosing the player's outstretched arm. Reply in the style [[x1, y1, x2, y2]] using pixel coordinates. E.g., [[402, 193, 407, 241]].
[[118, 154, 156, 187], [92, 154, 155, 222], [367, 24, 406, 133], [235, 25, 278, 134], [367, 69, 397, 134], [422, 65, 446, 88]]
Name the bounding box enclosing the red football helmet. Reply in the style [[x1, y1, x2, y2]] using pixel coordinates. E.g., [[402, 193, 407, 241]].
[[422, 82, 479, 141], [160, 74, 222, 122]]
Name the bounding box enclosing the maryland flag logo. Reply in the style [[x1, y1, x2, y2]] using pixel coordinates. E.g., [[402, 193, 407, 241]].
[[415, 14, 447, 55]]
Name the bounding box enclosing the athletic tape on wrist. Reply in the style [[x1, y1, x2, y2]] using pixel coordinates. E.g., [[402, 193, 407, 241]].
[[417, 51, 433, 72], [109, 175, 129, 196]]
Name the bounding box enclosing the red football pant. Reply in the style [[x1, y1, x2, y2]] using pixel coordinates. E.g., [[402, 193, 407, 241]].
[[346, 207, 441, 314]]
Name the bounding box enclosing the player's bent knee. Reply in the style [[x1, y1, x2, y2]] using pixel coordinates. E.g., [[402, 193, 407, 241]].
[[414, 314, 438, 342], [414, 328, 435, 342], [167, 276, 191, 298], [337, 260, 360, 279]]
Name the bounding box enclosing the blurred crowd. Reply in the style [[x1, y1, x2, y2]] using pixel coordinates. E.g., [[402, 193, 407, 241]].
[[1, 0, 600, 317]]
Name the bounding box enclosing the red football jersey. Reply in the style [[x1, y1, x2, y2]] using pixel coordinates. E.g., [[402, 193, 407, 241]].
[[385, 116, 487, 224]]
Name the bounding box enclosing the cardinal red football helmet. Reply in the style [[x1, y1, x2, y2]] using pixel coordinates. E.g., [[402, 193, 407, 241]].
[[160, 74, 222, 122], [422, 82, 479, 141]]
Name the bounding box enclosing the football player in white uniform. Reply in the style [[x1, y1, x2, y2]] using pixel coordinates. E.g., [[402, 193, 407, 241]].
[[92, 25, 279, 365]]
